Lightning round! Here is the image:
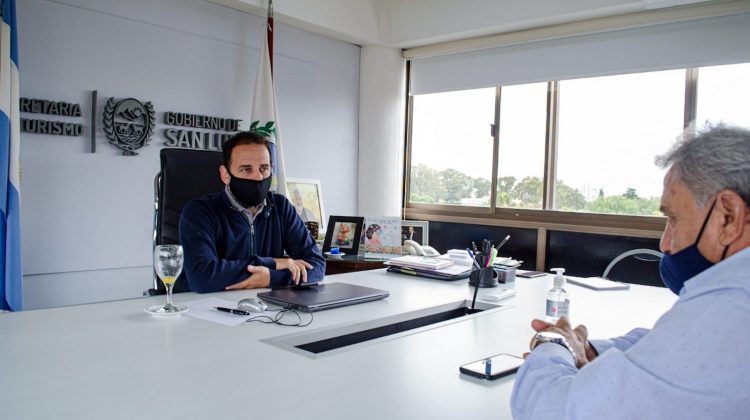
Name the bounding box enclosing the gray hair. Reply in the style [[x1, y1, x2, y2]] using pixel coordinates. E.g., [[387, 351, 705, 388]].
[[656, 123, 750, 208]]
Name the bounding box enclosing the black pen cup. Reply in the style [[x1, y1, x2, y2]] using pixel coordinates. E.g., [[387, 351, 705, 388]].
[[469, 266, 498, 288]]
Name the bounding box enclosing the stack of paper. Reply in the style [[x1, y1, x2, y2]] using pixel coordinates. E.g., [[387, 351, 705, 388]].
[[493, 257, 522, 268], [446, 249, 475, 266], [386, 255, 470, 281], [387, 255, 454, 270]]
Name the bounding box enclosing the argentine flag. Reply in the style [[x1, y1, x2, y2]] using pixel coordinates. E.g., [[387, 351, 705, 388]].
[[0, 0, 22, 311]]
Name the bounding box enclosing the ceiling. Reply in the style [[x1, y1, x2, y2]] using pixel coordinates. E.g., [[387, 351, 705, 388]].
[[207, 0, 716, 48]]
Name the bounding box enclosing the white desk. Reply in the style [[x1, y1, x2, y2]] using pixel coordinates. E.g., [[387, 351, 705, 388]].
[[0, 270, 676, 419]]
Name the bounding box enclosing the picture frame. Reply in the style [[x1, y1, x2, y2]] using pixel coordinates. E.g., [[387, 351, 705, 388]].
[[286, 178, 326, 231], [362, 216, 402, 259], [323, 216, 364, 255], [401, 220, 429, 246]]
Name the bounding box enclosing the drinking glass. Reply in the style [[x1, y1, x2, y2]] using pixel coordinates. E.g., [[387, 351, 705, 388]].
[[146, 245, 188, 315]]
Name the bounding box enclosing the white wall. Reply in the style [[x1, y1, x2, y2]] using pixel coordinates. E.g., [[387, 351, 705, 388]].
[[17, 0, 360, 309], [358, 46, 405, 217]]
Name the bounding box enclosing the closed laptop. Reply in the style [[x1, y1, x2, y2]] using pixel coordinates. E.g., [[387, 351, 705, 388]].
[[257, 282, 389, 312]]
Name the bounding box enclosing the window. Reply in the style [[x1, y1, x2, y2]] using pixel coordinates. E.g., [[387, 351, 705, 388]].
[[405, 62, 749, 226], [409, 88, 495, 206], [496, 83, 548, 210], [556, 70, 684, 215], [696, 62, 750, 129]]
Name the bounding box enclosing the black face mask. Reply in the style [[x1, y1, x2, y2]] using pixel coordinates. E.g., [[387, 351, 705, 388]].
[[228, 173, 272, 208]]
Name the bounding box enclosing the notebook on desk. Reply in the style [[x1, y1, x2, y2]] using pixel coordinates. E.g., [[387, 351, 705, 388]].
[[257, 282, 389, 312]]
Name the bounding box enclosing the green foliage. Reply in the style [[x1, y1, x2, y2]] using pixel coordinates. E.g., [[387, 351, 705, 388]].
[[587, 195, 661, 216], [441, 169, 471, 204], [409, 193, 435, 204], [623, 187, 638, 200], [497, 176, 517, 194], [472, 178, 491, 199], [409, 164, 662, 216], [556, 180, 586, 211], [249, 120, 276, 137], [512, 177, 543, 208]]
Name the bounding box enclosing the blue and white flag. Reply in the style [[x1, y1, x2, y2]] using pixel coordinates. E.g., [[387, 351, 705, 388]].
[[0, 0, 22, 311], [250, 7, 288, 197]]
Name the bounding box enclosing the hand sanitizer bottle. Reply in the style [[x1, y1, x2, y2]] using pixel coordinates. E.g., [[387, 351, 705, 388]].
[[546, 268, 569, 323]]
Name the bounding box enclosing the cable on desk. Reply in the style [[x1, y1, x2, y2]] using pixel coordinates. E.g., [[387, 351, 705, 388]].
[[245, 309, 313, 327]]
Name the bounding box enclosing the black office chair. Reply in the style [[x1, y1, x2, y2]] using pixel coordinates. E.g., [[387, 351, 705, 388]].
[[602, 248, 664, 287], [147, 148, 224, 295]]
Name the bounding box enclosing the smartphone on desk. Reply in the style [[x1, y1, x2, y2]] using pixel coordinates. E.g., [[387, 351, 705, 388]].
[[459, 353, 524, 380], [517, 271, 547, 278]]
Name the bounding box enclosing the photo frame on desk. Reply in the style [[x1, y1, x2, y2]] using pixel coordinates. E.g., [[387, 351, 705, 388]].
[[286, 178, 325, 231], [401, 220, 429, 246], [323, 216, 364, 255]]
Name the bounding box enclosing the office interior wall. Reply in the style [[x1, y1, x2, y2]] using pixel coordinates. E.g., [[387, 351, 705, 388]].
[[357, 46, 405, 217], [17, 0, 360, 309]]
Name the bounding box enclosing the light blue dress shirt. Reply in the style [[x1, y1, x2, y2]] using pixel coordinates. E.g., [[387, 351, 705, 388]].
[[511, 246, 750, 420]]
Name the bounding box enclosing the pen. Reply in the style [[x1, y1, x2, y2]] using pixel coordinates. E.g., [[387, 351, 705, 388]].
[[215, 307, 251, 316], [495, 234, 510, 251], [488, 248, 498, 267], [466, 248, 483, 270]]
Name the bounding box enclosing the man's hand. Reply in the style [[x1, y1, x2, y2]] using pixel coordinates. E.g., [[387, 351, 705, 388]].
[[526, 318, 597, 368], [274, 258, 313, 284], [225, 265, 271, 290]]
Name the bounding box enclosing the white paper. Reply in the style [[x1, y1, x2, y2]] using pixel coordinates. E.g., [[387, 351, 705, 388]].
[[182, 297, 276, 326], [566, 276, 630, 291]]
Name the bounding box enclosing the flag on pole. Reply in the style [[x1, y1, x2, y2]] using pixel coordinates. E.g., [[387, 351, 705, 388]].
[[250, 0, 288, 197], [0, 0, 23, 311]]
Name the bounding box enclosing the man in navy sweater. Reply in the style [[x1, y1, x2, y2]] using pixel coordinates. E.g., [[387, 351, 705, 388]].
[[179, 131, 325, 293]]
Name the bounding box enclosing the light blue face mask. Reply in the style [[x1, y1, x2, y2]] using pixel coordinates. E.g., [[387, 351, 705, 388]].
[[659, 200, 728, 295]]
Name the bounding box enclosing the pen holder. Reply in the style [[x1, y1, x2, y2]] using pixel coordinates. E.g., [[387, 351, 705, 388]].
[[469, 266, 498, 288]]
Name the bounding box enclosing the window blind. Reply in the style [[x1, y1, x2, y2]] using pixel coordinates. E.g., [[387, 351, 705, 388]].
[[409, 12, 750, 95]]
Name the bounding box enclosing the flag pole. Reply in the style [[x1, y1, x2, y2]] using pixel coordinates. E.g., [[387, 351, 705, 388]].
[[267, 0, 273, 75]]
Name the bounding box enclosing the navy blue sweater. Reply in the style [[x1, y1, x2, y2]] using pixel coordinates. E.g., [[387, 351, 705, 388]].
[[179, 191, 325, 293]]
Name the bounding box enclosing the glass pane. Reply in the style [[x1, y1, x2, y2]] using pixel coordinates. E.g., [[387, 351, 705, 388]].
[[496, 83, 548, 209], [556, 70, 685, 215], [409, 88, 496, 206], [696, 62, 750, 129]]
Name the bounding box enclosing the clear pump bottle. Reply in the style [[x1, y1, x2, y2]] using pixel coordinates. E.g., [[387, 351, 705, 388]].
[[546, 268, 570, 323]]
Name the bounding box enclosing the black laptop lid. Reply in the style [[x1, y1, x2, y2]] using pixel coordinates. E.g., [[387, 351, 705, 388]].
[[257, 282, 389, 312]]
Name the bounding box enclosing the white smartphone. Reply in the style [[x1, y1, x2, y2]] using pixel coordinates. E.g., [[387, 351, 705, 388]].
[[459, 353, 524, 380]]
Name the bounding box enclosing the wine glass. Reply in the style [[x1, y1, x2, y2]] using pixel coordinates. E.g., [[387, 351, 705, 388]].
[[146, 245, 188, 315]]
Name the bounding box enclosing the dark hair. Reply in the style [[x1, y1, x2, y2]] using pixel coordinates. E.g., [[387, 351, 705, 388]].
[[221, 131, 272, 169], [365, 224, 381, 240]]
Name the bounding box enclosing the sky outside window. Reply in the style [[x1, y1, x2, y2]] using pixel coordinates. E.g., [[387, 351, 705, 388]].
[[556, 70, 685, 214]]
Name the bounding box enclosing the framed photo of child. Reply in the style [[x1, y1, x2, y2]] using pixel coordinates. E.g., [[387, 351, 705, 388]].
[[322, 216, 364, 255]]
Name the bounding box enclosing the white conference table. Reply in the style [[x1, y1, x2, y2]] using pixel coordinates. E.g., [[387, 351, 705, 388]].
[[0, 269, 676, 420]]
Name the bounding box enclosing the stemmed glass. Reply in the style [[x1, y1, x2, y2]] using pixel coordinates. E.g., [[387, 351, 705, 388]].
[[146, 245, 188, 315]]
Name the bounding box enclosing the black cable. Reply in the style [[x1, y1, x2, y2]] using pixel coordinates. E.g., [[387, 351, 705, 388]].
[[245, 308, 313, 327]]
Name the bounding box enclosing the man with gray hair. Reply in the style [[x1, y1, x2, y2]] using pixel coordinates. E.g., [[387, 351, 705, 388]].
[[511, 124, 750, 419]]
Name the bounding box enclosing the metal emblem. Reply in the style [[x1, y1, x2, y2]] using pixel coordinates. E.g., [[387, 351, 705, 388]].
[[103, 97, 155, 155]]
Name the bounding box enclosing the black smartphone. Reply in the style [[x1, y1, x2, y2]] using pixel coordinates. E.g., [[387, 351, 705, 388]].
[[516, 271, 547, 278], [459, 353, 524, 380]]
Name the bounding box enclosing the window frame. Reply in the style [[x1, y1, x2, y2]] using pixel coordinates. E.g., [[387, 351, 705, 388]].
[[402, 68, 707, 237]]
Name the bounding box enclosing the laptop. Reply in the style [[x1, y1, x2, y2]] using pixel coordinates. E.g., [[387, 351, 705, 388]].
[[257, 282, 389, 312]]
